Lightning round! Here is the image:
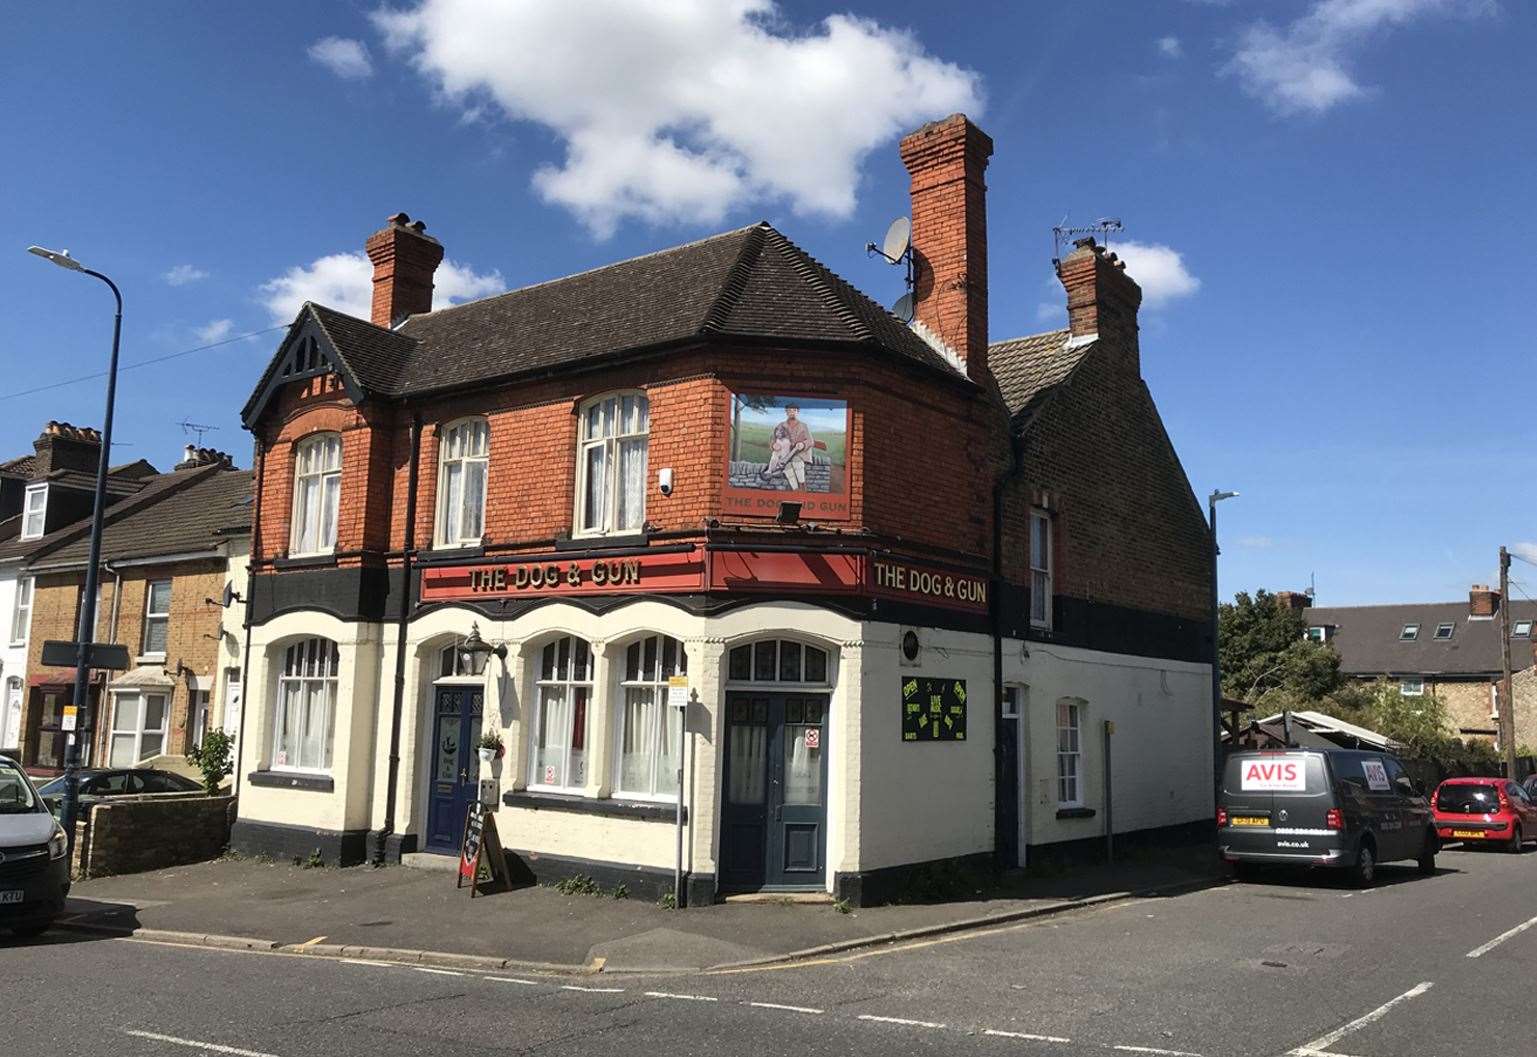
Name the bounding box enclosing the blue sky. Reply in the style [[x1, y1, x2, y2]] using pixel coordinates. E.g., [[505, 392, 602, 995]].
[[2, 1, 1532, 606]]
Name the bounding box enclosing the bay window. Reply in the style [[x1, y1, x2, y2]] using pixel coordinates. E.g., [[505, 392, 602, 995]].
[[290, 433, 342, 556], [109, 691, 168, 767], [435, 418, 489, 548], [530, 635, 592, 791], [273, 637, 339, 771], [616, 634, 686, 800], [576, 393, 648, 537]]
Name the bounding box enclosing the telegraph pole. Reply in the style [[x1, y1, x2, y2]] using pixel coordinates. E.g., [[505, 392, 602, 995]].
[[1499, 546, 1516, 778]]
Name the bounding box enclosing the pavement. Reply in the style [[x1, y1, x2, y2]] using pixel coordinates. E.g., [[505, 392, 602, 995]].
[[53, 844, 1218, 972], [6, 841, 1536, 1057]]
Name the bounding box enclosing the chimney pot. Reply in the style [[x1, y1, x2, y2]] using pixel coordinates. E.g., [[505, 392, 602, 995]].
[[365, 212, 445, 328], [1056, 230, 1144, 372], [1470, 584, 1500, 617]]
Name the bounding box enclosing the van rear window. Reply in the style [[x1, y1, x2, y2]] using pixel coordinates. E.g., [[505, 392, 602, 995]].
[[1436, 784, 1502, 815], [1225, 755, 1325, 794]]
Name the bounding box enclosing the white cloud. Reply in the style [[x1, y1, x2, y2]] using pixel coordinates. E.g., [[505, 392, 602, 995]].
[[195, 319, 235, 345], [1513, 542, 1537, 565], [1157, 35, 1184, 59], [165, 264, 208, 286], [260, 251, 504, 323], [308, 36, 375, 80], [1225, 0, 1492, 115], [1109, 240, 1201, 307], [371, 0, 981, 237]]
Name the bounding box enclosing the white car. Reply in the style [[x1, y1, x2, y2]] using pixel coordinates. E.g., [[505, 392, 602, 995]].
[[0, 754, 70, 938]]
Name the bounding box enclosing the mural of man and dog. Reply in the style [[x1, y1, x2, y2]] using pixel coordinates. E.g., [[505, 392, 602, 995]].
[[724, 394, 849, 519]]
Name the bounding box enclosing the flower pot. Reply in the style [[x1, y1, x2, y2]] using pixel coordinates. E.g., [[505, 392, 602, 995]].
[[478, 746, 497, 766]]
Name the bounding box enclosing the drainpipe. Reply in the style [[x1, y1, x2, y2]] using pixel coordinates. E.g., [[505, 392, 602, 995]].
[[376, 412, 422, 866], [234, 437, 264, 802], [94, 560, 123, 767], [991, 430, 1025, 869]]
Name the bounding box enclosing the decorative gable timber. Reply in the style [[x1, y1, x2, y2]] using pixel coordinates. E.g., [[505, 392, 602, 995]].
[[241, 305, 372, 427]]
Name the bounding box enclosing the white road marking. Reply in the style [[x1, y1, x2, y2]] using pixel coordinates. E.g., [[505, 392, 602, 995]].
[[123, 1029, 282, 1057], [562, 984, 626, 993], [1113, 1046, 1204, 1056], [486, 976, 542, 986], [338, 959, 402, 968], [983, 1028, 1072, 1043], [747, 1001, 824, 1015], [645, 990, 718, 1002], [1288, 982, 1433, 1056], [1466, 912, 1537, 958], [858, 1014, 947, 1029], [410, 967, 463, 976]]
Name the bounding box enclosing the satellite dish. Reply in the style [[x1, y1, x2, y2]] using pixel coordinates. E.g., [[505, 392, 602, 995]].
[[882, 216, 911, 263], [891, 292, 914, 323]]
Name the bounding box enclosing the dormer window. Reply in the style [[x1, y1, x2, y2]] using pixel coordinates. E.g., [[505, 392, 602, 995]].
[[1306, 626, 1327, 643], [435, 418, 489, 549], [1399, 623, 1419, 641], [1433, 622, 1455, 641], [20, 484, 46, 539]]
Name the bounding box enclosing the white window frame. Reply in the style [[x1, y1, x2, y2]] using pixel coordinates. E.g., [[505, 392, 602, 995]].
[[271, 637, 339, 773], [1001, 684, 1023, 719], [434, 418, 490, 549], [10, 576, 33, 646], [2, 676, 23, 749], [1029, 510, 1053, 630], [140, 579, 172, 658], [1056, 698, 1084, 807], [108, 690, 169, 767], [1306, 626, 1326, 643], [1514, 620, 1533, 639], [1400, 677, 1425, 697], [289, 433, 342, 557], [190, 689, 211, 750], [528, 635, 594, 793], [1433, 622, 1455, 641], [1399, 623, 1419, 641], [574, 392, 649, 538], [613, 634, 688, 802], [20, 484, 47, 540]]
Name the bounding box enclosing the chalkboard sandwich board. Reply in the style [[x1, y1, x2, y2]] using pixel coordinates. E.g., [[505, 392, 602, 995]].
[[902, 677, 967, 742], [458, 802, 511, 897]]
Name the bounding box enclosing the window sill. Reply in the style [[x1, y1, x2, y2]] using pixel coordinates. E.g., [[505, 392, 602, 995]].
[[1056, 806, 1096, 820], [555, 531, 649, 552], [247, 770, 334, 792], [274, 554, 338, 570], [419, 544, 486, 564], [503, 789, 685, 823]]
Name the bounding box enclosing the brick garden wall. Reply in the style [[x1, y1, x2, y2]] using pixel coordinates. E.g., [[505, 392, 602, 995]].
[[73, 794, 235, 879]]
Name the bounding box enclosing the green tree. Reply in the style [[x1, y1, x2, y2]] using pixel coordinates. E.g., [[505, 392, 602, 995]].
[[1219, 589, 1342, 709]]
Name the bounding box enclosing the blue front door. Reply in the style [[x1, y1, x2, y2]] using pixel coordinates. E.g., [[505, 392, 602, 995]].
[[720, 692, 829, 890], [425, 685, 483, 854]]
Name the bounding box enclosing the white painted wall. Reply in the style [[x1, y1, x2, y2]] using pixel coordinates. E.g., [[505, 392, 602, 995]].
[[0, 565, 33, 752]]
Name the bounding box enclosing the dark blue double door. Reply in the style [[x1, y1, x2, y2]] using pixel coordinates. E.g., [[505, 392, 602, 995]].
[[720, 692, 829, 890], [425, 685, 483, 854]]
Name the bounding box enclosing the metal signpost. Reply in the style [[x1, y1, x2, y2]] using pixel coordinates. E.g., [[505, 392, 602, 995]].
[[668, 674, 690, 907]]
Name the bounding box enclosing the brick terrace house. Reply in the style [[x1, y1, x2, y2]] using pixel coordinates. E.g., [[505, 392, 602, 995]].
[[11, 448, 250, 775], [0, 422, 157, 756], [234, 113, 1213, 904], [1299, 586, 1537, 751]]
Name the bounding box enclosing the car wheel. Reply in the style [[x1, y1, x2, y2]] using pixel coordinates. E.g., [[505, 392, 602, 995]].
[[1417, 831, 1438, 874], [1352, 842, 1376, 887], [1507, 824, 1523, 854]]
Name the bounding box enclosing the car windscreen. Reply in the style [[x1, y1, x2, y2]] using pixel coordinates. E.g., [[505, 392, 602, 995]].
[[1436, 784, 1502, 814], [0, 761, 39, 814], [36, 776, 66, 797]]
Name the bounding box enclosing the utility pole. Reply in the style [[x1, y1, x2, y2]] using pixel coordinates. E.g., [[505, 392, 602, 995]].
[[1499, 546, 1516, 779]]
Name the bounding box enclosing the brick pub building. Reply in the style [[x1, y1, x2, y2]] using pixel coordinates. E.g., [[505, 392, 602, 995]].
[[233, 114, 1213, 904]]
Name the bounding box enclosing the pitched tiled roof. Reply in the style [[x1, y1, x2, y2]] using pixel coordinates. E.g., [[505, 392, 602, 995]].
[[0, 454, 39, 479], [988, 329, 1094, 425], [1306, 601, 1537, 677], [256, 223, 960, 412], [31, 468, 252, 568]]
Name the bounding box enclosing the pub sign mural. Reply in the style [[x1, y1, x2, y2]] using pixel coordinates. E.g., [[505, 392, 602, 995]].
[[723, 393, 851, 520]]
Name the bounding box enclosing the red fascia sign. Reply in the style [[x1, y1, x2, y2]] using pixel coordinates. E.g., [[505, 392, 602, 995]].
[[421, 549, 707, 602]]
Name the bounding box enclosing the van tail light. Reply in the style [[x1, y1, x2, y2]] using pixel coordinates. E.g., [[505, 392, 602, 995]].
[[1326, 808, 1344, 831], [1216, 808, 1228, 827]]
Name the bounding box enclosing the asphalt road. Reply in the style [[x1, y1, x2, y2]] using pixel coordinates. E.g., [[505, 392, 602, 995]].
[[6, 844, 1536, 1057]]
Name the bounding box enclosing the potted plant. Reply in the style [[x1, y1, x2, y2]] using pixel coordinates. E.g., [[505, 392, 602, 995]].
[[477, 730, 505, 765]]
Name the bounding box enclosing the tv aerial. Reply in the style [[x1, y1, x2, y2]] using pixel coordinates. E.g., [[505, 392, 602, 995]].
[[1051, 216, 1123, 265], [178, 417, 220, 446], [866, 215, 915, 323]]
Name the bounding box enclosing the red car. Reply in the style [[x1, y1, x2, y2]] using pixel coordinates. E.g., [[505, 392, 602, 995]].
[[1432, 778, 1537, 852]]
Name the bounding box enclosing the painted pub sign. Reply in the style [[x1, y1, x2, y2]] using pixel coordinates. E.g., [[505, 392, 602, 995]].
[[723, 393, 851, 521]]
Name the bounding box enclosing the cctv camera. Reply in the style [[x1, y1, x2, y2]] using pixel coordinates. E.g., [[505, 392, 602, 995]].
[[657, 467, 674, 497]]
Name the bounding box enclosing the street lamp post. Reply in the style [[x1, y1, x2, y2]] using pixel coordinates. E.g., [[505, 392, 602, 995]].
[[1209, 489, 1239, 805], [28, 245, 122, 854]]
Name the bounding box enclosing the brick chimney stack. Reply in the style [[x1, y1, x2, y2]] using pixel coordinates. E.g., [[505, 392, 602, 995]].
[[32, 421, 103, 476], [899, 114, 993, 381], [1056, 237, 1144, 374], [1276, 591, 1311, 612], [1470, 584, 1500, 617], [364, 212, 445, 328]]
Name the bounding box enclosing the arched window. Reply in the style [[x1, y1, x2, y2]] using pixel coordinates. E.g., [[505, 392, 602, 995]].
[[438, 640, 488, 679], [530, 635, 592, 791], [290, 433, 342, 555], [615, 635, 687, 799], [273, 637, 339, 771], [726, 638, 830, 685], [435, 418, 489, 548], [576, 393, 648, 536]]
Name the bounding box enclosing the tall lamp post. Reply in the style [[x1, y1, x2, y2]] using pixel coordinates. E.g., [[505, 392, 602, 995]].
[[1209, 489, 1239, 803], [27, 245, 122, 853]]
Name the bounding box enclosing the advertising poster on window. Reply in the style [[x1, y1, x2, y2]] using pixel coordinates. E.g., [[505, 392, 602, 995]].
[[902, 677, 967, 742], [723, 393, 851, 521]]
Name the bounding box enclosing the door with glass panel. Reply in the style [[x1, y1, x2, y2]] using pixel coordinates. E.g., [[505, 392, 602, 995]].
[[721, 692, 829, 890], [425, 685, 484, 853]]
